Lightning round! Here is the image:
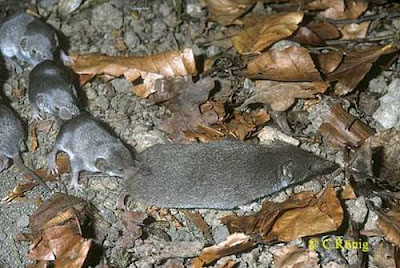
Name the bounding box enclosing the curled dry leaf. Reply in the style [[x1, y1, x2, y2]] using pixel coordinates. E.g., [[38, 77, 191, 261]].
[[182, 210, 213, 244], [339, 22, 370, 40], [246, 46, 322, 81], [158, 77, 217, 142], [191, 233, 256, 267], [222, 185, 343, 243], [70, 49, 197, 95], [31, 154, 70, 182], [232, 12, 304, 54], [28, 194, 94, 267], [292, 21, 341, 46], [327, 44, 396, 96], [366, 129, 400, 186], [316, 51, 343, 74], [1, 182, 36, 204], [272, 244, 319, 268], [30, 123, 38, 153], [319, 103, 374, 148], [185, 109, 270, 142], [116, 211, 147, 249], [377, 205, 400, 247], [306, 0, 368, 20], [204, 0, 256, 26], [373, 241, 396, 268], [241, 80, 329, 112]]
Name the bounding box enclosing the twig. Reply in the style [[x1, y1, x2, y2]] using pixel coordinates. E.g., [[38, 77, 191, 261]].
[[328, 12, 400, 24], [325, 34, 396, 45]]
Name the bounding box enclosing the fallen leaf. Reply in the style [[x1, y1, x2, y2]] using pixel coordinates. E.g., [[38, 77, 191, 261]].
[[232, 12, 304, 54], [272, 244, 319, 268], [185, 109, 270, 142], [182, 210, 213, 244], [71, 49, 197, 94], [31, 154, 70, 182], [192, 233, 256, 266], [377, 205, 400, 247], [1, 182, 36, 204], [292, 21, 341, 45], [373, 241, 396, 268], [158, 77, 217, 142], [246, 46, 322, 81], [241, 80, 328, 111], [340, 184, 357, 200], [339, 22, 370, 39], [30, 123, 38, 153], [216, 259, 238, 268], [316, 51, 343, 74], [222, 185, 343, 243], [204, 0, 256, 26], [319, 103, 375, 148], [367, 130, 400, 186], [116, 211, 147, 249], [327, 44, 395, 96], [306, 0, 368, 20]]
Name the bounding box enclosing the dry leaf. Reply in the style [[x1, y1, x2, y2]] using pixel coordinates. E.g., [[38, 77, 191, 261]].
[[340, 184, 357, 200], [339, 22, 370, 39], [265, 185, 343, 242], [30, 123, 38, 153], [241, 80, 328, 111], [222, 191, 315, 237], [374, 241, 396, 268], [292, 21, 340, 45], [192, 233, 256, 266], [222, 185, 343, 243], [327, 44, 395, 96], [182, 210, 213, 243], [232, 12, 304, 54], [319, 103, 375, 148], [272, 244, 319, 268], [247, 46, 322, 81], [1, 182, 36, 204], [32, 154, 70, 182], [71, 49, 197, 94], [185, 109, 270, 142], [316, 51, 343, 74], [367, 130, 400, 186], [377, 206, 400, 247], [204, 0, 256, 26], [307, 0, 368, 20], [116, 211, 147, 249], [158, 77, 217, 142]]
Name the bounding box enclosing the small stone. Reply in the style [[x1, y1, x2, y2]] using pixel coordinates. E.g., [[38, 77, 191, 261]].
[[95, 95, 110, 111], [346, 197, 368, 223], [92, 3, 123, 32], [102, 177, 119, 190], [124, 31, 141, 49], [85, 87, 97, 100], [16, 215, 29, 228], [373, 79, 400, 129], [212, 226, 230, 244]]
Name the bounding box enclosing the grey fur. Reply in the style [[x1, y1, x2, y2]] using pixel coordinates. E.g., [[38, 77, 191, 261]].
[[0, 13, 58, 67], [0, 103, 50, 192], [28, 60, 79, 121], [125, 140, 338, 209], [48, 113, 135, 190]]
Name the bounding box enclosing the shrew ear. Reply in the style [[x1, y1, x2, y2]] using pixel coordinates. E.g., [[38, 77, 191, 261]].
[[95, 158, 108, 172], [36, 95, 51, 110], [20, 37, 28, 50]]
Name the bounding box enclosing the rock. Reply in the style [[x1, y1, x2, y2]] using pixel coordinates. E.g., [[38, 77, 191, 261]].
[[92, 3, 123, 32], [345, 197, 368, 223], [373, 79, 400, 129]]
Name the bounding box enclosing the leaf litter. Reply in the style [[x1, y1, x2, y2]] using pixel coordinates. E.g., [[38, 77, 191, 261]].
[[11, 0, 400, 267]]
